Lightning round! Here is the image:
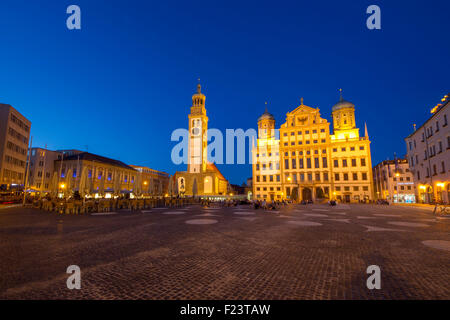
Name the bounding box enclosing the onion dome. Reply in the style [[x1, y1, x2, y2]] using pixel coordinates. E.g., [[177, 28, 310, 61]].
[[258, 104, 274, 122]]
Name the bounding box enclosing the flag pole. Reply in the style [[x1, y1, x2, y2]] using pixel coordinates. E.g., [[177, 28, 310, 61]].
[[22, 136, 33, 206]]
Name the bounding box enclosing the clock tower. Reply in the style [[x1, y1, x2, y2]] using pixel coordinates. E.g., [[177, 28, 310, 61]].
[[188, 83, 208, 173]]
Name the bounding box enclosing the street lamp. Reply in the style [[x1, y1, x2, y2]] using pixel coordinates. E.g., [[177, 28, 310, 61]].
[[436, 182, 445, 202]]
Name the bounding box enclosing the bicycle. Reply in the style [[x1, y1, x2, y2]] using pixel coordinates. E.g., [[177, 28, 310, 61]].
[[433, 203, 450, 217]]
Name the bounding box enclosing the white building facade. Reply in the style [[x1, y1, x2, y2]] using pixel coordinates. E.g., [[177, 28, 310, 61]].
[[373, 158, 416, 203], [405, 94, 449, 204]]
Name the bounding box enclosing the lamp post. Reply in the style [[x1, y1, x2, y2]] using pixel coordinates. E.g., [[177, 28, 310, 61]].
[[395, 172, 400, 203]]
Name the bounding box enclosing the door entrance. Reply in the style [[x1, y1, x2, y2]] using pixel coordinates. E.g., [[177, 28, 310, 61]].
[[302, 188, 312, 201]]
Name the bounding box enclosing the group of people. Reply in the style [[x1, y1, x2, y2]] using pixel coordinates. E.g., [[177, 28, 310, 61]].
[[252, 199, 291, 210]]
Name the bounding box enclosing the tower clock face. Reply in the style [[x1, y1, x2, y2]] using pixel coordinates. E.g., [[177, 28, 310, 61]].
[[192, 127, 200, 136]]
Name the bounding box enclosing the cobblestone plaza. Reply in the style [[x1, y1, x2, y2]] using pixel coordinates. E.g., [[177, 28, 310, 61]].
[[0, 204, 449, 299]]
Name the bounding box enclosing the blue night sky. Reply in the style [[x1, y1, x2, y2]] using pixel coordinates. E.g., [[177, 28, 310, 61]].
[[0, 0, 449, 184]]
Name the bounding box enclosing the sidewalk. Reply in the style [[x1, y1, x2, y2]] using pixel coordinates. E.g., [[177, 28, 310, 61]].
[[391, 203, 436, 211], [0, 204, 21, 210]]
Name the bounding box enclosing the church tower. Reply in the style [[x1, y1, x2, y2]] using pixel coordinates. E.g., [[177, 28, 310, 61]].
[[332, 89, 356, 132], [331, 89, 360, 140], [188, 82, 208, 173], [257, 103, 275, 139]]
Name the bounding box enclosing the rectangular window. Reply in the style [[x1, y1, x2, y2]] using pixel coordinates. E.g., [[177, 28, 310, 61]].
[[292, 158, 296, 169], [362, 173, 368, 180], [342, 159, 348, 167], [343, 173, 349, 181], [353, 173, 358, 180], [299, 158, 304, 169], [284, 159, 289, 170], [323, 172, 329, 181], [322, 157, 327, 168], [351, 159, 357, 167], [307, 158, 312, 169], [335, 173, 340, 181], [315, 173, 320, 181], [361, 158, 366, 166], [314, 158, 319, 168], [334, 159, 339, 167]]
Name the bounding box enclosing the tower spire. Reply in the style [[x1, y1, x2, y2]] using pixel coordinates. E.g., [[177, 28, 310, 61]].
[[264, 101, 268, 113], [301, 97, 304, 105], [339, 88, 343, 102], [364, 122, 369, 139], [197, 78, 201, 94]]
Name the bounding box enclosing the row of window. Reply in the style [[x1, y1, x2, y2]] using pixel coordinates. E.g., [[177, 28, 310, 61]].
[[255, 171, 369, 183], [283, 139, 326, 146], [334, 158, 367, 167], [2, 169, 24, 181], [410, 137, 450, 168], [256, 163, 280, 171], [392, 176, 411, 181], [424, 114, 448, 140], [31, 171, 51, 179], [6, 140, 27, 156], [34, 182, 49, 189], [334, 172, 368, 181], [283, 129, 326, 136], [8, 127, 28, 144], [332, 146, 365, 152], [4, 155, 26, 168], [394, 185, 413, 191], [10, 113, 30, 132], [408, 114, 448, 150], [256, 186, 282, 191], [61, 167, 136, 183], [256, 152, 280, 158], [335, 186, 369, 192], [284, 157, 328, 170], [256, 175, 281, 183], [416, 161, 447, 180]]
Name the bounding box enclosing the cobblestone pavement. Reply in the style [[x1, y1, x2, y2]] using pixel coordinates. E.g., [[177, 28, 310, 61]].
[[0, 204, 449, 300]]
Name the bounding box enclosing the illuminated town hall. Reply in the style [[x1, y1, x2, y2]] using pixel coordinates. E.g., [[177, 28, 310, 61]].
[[252, 92, 374, 203]]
